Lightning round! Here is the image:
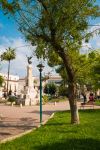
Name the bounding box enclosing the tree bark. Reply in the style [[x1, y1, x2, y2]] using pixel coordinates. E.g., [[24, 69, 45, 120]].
[[7, 60, 10, 96], [57, 48, 80, 124], [68, 82, 79, 124]]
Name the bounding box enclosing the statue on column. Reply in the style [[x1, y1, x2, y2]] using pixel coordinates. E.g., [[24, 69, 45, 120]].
[[23, 55, 39, 105], [26, 55, 33, 87], [26, 55, 32, 64]]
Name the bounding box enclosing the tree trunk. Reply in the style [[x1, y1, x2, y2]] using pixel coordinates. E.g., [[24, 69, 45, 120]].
[[7, 60, 10, 96], [59, 52, 80, 124], [50, 41, 80, 124], [68, 82, 79, 124]]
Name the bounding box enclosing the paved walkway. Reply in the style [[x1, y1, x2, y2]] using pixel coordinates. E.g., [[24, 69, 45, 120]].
[[0, 101, 100, 141]]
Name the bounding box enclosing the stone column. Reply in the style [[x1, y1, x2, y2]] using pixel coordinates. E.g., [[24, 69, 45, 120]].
[[27, 64, 33, 87], [23, 64, 38, 105]]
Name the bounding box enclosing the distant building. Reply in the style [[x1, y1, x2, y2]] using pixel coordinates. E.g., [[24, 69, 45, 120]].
[[0, 73, 19, 95], [47, 75, 62, 85], [18, 78, 26, 95], [0, 72, 62, 97], [18, 76, 40, 95]]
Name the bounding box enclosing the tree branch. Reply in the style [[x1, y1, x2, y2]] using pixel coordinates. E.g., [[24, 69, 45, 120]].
[[19, 8, 41, 20], [37, 0, 49, 14], [81, 27, 100, 41]]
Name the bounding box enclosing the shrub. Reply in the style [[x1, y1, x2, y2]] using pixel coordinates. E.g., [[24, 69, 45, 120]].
[[44, 82, 57, 96], [42, 95, 48, 104], [58, 86, 68, 97], [0, 75, 4, 87], [8, 96, 16, 103]]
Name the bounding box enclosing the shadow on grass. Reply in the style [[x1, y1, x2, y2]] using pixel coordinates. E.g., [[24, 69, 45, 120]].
[[79, 109, 100, 113], [46, 122, 70, 126], [34, 138, 100, 150]]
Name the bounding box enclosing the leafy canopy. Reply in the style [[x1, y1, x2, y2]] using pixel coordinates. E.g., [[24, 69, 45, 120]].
[[1, 47, 16, 62], [0, 1, 99, 71]]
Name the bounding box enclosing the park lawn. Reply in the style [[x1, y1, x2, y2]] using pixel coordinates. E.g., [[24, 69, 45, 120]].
[[49, 97, 67, 102], [95, 100, 100, 106], [0, 110, 100, 150]]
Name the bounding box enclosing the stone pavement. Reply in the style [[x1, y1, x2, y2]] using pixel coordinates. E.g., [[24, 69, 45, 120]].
[[0, 101, 100, 141]]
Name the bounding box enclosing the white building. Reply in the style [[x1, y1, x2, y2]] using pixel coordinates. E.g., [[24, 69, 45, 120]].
[[0, 73, 19, 95], [0, 72, 62, 97], [47, 75, 62, 85]]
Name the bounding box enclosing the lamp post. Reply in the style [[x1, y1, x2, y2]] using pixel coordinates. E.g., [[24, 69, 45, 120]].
[[37, 63, 44, 124]]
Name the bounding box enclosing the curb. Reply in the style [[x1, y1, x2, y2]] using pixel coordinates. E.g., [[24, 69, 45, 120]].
[[0, 113, 55, 144], [42, 113, 54, 125], [0, 128, 36, 144]]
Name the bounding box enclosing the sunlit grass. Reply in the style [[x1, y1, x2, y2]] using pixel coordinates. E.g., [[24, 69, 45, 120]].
[[0, 109, 100, 150], [95, 100, 100, 106]]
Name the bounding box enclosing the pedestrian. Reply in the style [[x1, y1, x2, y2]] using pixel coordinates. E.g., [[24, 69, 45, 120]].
[[81, 93, 87, 104], [83, 94, 87, 104], [89, 93, 94, 102]]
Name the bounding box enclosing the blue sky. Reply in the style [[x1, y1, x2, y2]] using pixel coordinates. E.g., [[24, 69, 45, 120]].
[[0, 11, 21, 38], [0, 11, 53, 77], [0, 1, 100, 77]]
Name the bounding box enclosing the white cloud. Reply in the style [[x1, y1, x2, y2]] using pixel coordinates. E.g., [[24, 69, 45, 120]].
[[81, 23, 100, 53], [96, 40, 100, 47], [0, 36, 38, 77], [0, 36, 54, 77], [90, 35, 100, 48], [88, 23, 100, 36], [81, 41, 92, 54]]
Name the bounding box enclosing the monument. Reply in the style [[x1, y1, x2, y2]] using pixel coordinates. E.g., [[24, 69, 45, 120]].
[[23, 56, 39, 105]]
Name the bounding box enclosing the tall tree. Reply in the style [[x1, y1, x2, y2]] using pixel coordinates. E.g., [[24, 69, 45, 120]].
[[0, 0, 100, 124], [1, 47, 16, 95]]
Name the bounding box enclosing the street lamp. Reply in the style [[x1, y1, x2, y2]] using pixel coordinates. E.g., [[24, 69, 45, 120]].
[[37, 63, 44, 124]]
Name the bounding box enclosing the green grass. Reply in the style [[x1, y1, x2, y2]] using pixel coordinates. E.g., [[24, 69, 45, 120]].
[[95, 100, 100, 106], [49, 97, 67, 102], [0, 110, 100, 150]]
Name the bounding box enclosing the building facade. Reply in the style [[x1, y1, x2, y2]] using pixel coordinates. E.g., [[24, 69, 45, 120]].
[[0, 73, 19, 96], [0, 72, 62, 98]]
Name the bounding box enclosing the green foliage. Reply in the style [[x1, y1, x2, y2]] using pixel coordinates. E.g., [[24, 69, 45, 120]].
[[56, 64, 68, 84], [1, 47, 16, 94], [42, 95, 48, 104], [48, 97, 67, 102], [1, 0, 99, 61], [58, 85, 68, 97], [44, 82, 57, 96], [8, 96, 16, 103], [34, 79, 37, 84], [56, 50, 100, 90], [1, 47, 16, 61], [0, 75, 4, 87], [0, 0, 20, 14], [0, 110, 100, 150], [90, 51, 100, 89], [80, 50, 100, 90]]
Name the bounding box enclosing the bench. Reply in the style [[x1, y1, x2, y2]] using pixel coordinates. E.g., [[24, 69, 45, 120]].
[[80, 101, 94, 109]]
